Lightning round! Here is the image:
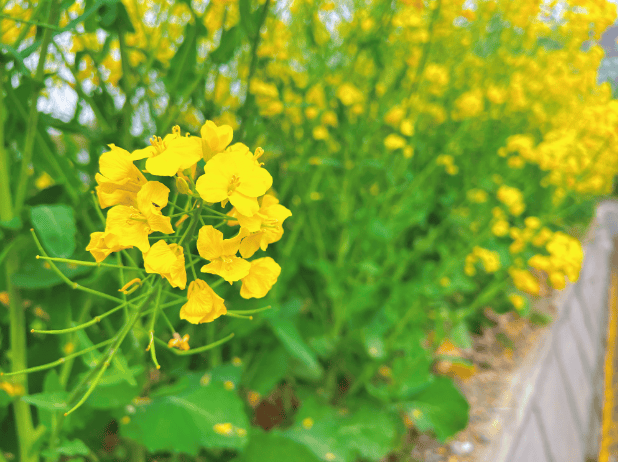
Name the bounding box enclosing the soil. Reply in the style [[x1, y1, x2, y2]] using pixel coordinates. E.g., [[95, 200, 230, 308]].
[[406, 275, 559, 462]]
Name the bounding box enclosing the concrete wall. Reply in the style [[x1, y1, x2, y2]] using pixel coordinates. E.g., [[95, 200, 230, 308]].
[[479, 201, 618, 462]]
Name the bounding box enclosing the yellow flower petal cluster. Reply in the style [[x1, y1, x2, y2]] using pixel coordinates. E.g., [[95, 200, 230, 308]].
[[528, 231, 583, 290], [180, 279, 227, 324], [130, 126, 202, 177], [195, 145, 273, 216], [227, 194, 292, 258], [143, 241, 187, 290], [197, 225, 250, 283], [464, 246, 500, 276], [95, 145, 147, 209], [88, 120, 289, 326], [240, 258, 282, 299], [496, 185, 525, 216]]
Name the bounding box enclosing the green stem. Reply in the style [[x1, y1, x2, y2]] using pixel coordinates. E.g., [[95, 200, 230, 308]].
[[1, 62, 36, 462], [31, 292, 150, 335], [0, 12, 60, 30], [36, 255, 144, 271], [31, 229, 124, 304], [14, 0, 60, 215], [227, 305, 271, 315], [0, 338, 116, 377], [154, 333, 234, 356], [64, 288, 157, 416], [159, 309, 176, 335], [147, 284, 163, 370]]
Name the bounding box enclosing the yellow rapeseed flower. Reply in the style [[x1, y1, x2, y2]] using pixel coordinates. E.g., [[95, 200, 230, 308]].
[[240, 257, 282, 299], [228, 194, 292, 258], [197, 226, 250, 283], [200, 120, 234, 162], [86, 231, 131, 263], [130, 126, 202, 176], [104, 181, 174, 252], [143, 240, 187, 290], [180, 279, 227, 324], [95, 144, 147, 209], [384, 134, 406, 151], [195, 149, 273, 217]]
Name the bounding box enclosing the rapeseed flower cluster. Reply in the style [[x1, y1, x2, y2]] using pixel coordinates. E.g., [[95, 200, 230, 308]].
[[87, 121, 291, 325]]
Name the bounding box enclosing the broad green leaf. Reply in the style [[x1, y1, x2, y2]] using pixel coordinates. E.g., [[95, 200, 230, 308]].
[[11, 259, 90, 289], [239, 0, 258, 38], [21, 391, 69, 411], [86, 380, 140, 410], [280, 393, 398, 462], [30, 204, 77, 258], [243, 346, 289, 395], [403, 376, 470, 442], [121, 373, 249, 455], [268, 318, 323, 381], [236, 429, 321, 462], [450, 321, 473, 350], [41, 439, 90, 458]]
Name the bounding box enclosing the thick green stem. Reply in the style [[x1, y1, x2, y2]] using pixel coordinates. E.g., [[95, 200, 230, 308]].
[[1, 54, 37, 462], [14, 0, 60, 215]]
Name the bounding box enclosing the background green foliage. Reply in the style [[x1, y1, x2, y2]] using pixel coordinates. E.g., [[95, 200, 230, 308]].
[[1, 0, 617, 461]]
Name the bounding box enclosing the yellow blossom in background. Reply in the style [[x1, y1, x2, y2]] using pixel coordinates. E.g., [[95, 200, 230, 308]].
[[336, 83, 363, 106], [104, 181, 174, 252], [143, 241, 187, 289], [384, 134, 406, 150], [497, 184, 525, 216], [452, 89, 484, 120], [508, 293, 525, 311], [213, 423, 234, 436], [95, 144, 147, 209], [240, 257, 282, 299], [180, 279, 227, 324], [197, 225, 250, 283], [509, 268, 540, 295]]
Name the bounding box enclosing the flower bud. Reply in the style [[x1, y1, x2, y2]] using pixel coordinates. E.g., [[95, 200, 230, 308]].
[[175, 176, 191, 195]]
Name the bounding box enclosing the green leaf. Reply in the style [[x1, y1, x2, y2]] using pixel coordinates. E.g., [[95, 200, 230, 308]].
[[280, 393, 398, 462], [239, 0, 260, 39], [450, 322, 473, 350], [404, 376, 470, 442], [11, 259, 90, 289], [268, 318, 323, 381], [121, 373, 249, 455], [41, 439, 90, 458], [21, 391, 69, 411], [236, 429, 321, 462], [30, 204, 77, 258], [243, 346, 289, 395], [210, 26, 241, 64], [39, 370, 65, 430]]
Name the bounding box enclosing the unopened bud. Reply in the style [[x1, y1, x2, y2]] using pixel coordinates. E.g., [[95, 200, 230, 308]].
[[176, 177, 191, 195]]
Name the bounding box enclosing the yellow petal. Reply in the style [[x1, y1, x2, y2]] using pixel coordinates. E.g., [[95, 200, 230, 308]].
[[201, 121, 233, 161], [240, 257, 281, 299], [236, 167, 273, 198], [229, 192, 259, 217], [129, 146, 156, 161], [180, 279, 226, 324], [104, 206, 151, 252], [86, 232, 130, 262], [144, 241, 187, 289], [197, 225, 225, 260], [201, 256, 251, 282], [239, 233, 262, 259]]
